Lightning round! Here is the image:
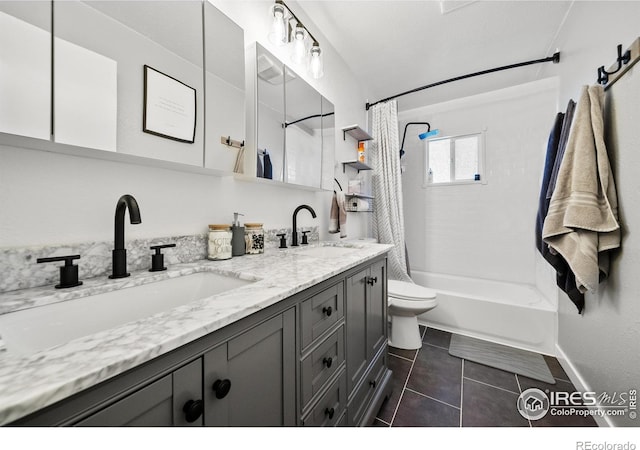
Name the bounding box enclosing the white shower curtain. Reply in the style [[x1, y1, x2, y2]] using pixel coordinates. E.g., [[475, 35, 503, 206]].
[[371, 101, 412, 282]]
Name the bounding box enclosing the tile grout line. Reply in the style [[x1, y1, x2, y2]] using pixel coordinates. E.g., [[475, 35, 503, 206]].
[[423, 341, 450, 351], [404, 387, 461, 411], [462, 375, 521, 396], [388, 352, 416, 363], [460, 359, 464, 427], [515, 374, 532, 427], [389, 343, 420, 426]]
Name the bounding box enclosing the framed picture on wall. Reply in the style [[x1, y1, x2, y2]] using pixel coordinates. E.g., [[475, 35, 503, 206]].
[[143, 65, 196, 143]]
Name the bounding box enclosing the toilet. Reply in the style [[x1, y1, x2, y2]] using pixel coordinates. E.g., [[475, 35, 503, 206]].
[[387, 279, 438, 350]]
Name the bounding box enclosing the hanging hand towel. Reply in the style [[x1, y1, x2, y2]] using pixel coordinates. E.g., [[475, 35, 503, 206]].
[[256, 150, 264, 178], [328, 191, 347, 237], [543, 85, 620, 294], [233, 146, 245, 174], [263, 151, 273, 179]]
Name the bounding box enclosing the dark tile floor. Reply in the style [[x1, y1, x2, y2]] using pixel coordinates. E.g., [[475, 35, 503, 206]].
[[373, 326, 598, 427]]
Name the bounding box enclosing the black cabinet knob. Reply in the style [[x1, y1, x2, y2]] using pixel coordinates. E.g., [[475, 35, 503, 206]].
[[323, 357, 333, 368], [324, 407, 335, 420], [322, 306, 333, 317], [369, 379, 377, 388], [182, 399, 203, 423], [366, 276, 378, 286], [212, 379, 232, 399]]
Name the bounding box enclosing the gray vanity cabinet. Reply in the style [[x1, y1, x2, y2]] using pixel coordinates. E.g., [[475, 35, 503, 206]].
[[345, 258, 389, 425], [76, 359, 203, 427], [203, 309, 296, 426], [11, 255, 391, 427]]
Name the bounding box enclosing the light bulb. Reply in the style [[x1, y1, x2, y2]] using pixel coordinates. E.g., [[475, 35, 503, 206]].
[[268, 4, 287, 46], [309, 44, 323, 79], [291, 25, 307, 64]]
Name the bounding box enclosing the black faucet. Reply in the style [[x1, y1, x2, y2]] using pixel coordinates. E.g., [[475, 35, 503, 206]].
[[291, 204, 317, 247], [110, 194, 142, 279]]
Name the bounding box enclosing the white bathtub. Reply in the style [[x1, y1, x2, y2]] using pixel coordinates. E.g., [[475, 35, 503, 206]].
[[412, 271, 557, 355]]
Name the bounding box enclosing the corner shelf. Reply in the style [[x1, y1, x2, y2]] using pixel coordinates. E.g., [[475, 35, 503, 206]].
[[341, 125, 373, 142], [341, 160, 372, 173]]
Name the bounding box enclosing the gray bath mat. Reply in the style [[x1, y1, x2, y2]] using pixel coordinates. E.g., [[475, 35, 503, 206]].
[[449, 334, 555, 384]]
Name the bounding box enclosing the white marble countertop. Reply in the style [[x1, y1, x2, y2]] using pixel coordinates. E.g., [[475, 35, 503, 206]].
[[0, 241, 391, 425]]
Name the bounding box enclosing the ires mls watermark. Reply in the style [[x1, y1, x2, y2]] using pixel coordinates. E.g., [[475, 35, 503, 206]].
[[517, 387, 637, 420]]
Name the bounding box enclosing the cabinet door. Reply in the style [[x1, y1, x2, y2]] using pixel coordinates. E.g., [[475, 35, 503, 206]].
[[76, 358, 203, 427], [367, 259, 387, 360], [346, 268, 368, 395], [204, 308, 296, 426]]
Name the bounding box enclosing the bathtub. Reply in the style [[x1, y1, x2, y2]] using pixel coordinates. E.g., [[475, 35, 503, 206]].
[[412, 271, 557, 355]]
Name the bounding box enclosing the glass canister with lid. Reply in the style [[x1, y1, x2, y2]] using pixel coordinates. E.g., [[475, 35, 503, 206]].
[[244, 223, 264, 254], [208, 224, 232, 260]]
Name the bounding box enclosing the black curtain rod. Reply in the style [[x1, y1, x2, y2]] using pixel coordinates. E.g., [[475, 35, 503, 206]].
[[365, 52, 560, 111], [284, 111, 334, 128]]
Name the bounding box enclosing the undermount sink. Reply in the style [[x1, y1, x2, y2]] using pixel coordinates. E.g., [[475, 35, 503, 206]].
[[290, 245, 358, 259], [0, 271, 253, 357]]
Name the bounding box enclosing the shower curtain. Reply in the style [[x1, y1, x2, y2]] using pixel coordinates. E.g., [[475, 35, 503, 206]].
[[371, 101, 412, 282]]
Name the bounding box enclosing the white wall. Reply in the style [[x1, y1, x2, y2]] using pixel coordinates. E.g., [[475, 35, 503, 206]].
[[536, 1, 640, 427], [0, 1, 369, 249], [399, 78, 558, 284]]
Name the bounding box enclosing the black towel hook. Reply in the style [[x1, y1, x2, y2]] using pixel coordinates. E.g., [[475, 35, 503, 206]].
[[597, 44, 631, 85], [333, 178, 343, 193]]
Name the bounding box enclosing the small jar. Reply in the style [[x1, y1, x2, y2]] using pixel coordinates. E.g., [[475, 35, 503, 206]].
[[244, 223, 264, 254], [208, 224, 232, 260]]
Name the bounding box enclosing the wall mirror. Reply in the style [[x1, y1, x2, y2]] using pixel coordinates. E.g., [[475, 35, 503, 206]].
[[203, 1, 245, 173], [321, 97, 336, 190], [284, 67, 323, 188], [0, 1, 51, 141], [250, 43, 334, 190], [53, 0, 204, 165], [255, 45, 286, 182]]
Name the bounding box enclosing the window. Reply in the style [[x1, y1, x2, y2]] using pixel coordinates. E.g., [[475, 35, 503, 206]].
[[425, 133, 484, 186]]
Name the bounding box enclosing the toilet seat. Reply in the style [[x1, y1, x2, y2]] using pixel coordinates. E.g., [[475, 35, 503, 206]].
[[388, 280, 436, 300]]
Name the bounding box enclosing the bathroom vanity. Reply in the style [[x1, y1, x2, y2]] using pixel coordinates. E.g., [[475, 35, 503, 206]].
[[0, 243, 392, 426]]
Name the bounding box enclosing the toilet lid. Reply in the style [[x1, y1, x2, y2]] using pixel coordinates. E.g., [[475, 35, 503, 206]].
[[388, 280, 436, 300]]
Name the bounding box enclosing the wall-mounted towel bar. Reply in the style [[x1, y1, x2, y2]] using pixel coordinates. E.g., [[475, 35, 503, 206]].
[[221, 136, 244, 149]]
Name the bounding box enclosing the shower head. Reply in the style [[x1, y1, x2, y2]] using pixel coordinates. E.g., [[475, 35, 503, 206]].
[[400, 122, 436, 158], [419, 129, 440, 140]]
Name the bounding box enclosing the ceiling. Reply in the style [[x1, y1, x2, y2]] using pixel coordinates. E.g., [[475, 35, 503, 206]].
[[297, 0, 573, 111]]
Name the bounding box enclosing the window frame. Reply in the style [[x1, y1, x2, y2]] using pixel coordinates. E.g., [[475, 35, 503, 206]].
[[423, 131, 486, 187]]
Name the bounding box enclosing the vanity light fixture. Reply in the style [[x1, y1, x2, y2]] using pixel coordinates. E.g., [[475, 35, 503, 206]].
[[268, 2, 287, 46], [267, 0, 324, 79]]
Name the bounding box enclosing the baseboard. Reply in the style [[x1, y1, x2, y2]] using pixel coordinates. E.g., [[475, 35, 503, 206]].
[[555, 344, 612, 427]]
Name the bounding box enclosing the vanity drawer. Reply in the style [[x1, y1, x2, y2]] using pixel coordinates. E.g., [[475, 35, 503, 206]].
[[301, 370, 347, 427], [347, 347, 387, 426], [300, 281, 344, 350], [301, 325, 345, 410]]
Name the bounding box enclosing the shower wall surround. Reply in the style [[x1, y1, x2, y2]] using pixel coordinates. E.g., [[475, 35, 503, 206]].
[[0, 227, 319, 294]]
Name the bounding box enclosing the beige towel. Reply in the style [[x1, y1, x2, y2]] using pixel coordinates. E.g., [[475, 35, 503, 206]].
[[542, 85, 620, 293], [328, 192, 347, 238]]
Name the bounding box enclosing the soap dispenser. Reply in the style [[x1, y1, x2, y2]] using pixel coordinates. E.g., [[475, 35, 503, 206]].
[[231, 212, 245, 256]]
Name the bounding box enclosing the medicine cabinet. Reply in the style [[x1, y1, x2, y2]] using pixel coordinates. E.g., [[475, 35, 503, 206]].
[[246, 43, 335, 190], [0, 1, 245, 174]]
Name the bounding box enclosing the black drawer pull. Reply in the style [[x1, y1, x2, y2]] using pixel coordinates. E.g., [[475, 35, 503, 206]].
[[182, 399, 203, 423], [325, 407, 335, 420], [322, 306, 333, 317], [369, 380, 377, 388], [212, 379, 232, 399], [366, 276, 378, 286], [323, 357, 333, 368]]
